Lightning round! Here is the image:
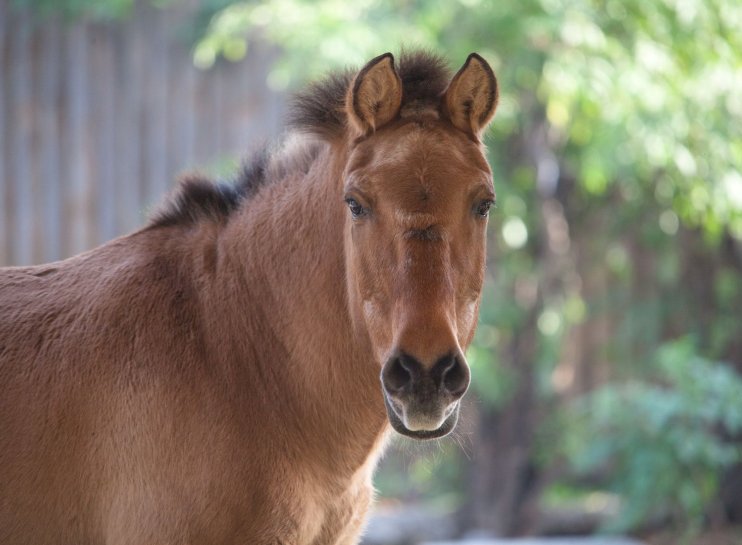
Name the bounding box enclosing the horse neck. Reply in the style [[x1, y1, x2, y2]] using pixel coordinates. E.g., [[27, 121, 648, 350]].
[[211, 141, 388, 470]]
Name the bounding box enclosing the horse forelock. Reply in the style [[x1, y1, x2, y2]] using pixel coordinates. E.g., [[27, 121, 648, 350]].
[[289, 49, 452, 138]]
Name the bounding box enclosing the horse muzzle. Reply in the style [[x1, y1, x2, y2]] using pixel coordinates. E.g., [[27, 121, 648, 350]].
[[380, 350, 470, 439]]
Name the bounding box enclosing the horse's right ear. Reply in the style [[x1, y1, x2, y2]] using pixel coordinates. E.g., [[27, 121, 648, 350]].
[[346, 53, 403, 137]]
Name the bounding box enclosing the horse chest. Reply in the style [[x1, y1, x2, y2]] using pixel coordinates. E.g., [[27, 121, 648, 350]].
[[99, 459, 374, 545], [296, 476, 373, 545]]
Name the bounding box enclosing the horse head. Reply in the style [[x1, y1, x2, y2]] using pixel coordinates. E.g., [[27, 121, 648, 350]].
[[342, 53, 498, 439]]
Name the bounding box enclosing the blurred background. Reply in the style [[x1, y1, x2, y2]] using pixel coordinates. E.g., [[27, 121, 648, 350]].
[[1, 0, 741, 543]]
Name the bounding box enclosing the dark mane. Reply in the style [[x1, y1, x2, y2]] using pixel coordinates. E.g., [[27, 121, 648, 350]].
[[148, 50, 451, 229], [148, 146, 271, 228], [149, 175, 241, 228]]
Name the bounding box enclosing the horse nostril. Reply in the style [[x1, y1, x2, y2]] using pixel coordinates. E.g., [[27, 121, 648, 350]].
[[383, 352, 468, 398], [382, 354, 418, 394], [439, 354, 470, 398]]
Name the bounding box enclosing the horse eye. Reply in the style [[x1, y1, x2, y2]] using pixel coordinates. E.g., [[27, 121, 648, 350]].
[[476, 199, 494, 217], [345, 198, 365, 218]]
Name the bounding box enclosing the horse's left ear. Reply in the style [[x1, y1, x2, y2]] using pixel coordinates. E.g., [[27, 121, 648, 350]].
[[444, 53, 499, 139], [346, 53, 403, 137]]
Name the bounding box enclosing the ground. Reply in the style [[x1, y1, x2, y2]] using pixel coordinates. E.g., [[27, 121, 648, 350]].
[[643, 526, 742, 545]]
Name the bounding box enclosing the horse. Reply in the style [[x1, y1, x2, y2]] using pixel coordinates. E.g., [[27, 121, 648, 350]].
[[0, 50, 498, 545]]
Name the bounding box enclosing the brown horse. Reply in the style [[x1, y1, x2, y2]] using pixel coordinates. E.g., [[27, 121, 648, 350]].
[[0, 51, 498, 544]]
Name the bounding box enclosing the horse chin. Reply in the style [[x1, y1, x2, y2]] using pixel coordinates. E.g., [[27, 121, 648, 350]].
[[382, 393, 460, 440]]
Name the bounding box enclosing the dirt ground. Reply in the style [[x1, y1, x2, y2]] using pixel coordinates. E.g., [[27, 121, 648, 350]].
[[643, 526, 742, 545]]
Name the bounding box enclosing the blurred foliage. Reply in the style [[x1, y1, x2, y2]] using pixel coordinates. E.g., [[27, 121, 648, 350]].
[[541, 0, 742, 241], [374, 439, 467, 509], [11, 0, 140, 20], [554, 337, 742, 533]]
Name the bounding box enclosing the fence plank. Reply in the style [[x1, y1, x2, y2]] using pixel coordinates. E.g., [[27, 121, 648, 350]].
[[39, 18, 62, 262], [0, 0, 8, 263], [143, 5, 169, 208], [91, 22, 117, 245], [10, 9, 33, 265], [167, 30, 197, 180], [64, 21, 93, 257], [113, 15, 140, 234]]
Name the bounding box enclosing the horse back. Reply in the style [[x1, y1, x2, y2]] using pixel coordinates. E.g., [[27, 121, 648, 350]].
[[0, 230, 214, 544]]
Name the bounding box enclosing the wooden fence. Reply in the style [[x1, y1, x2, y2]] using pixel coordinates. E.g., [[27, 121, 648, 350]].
[[0, 1, 285, 266]]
